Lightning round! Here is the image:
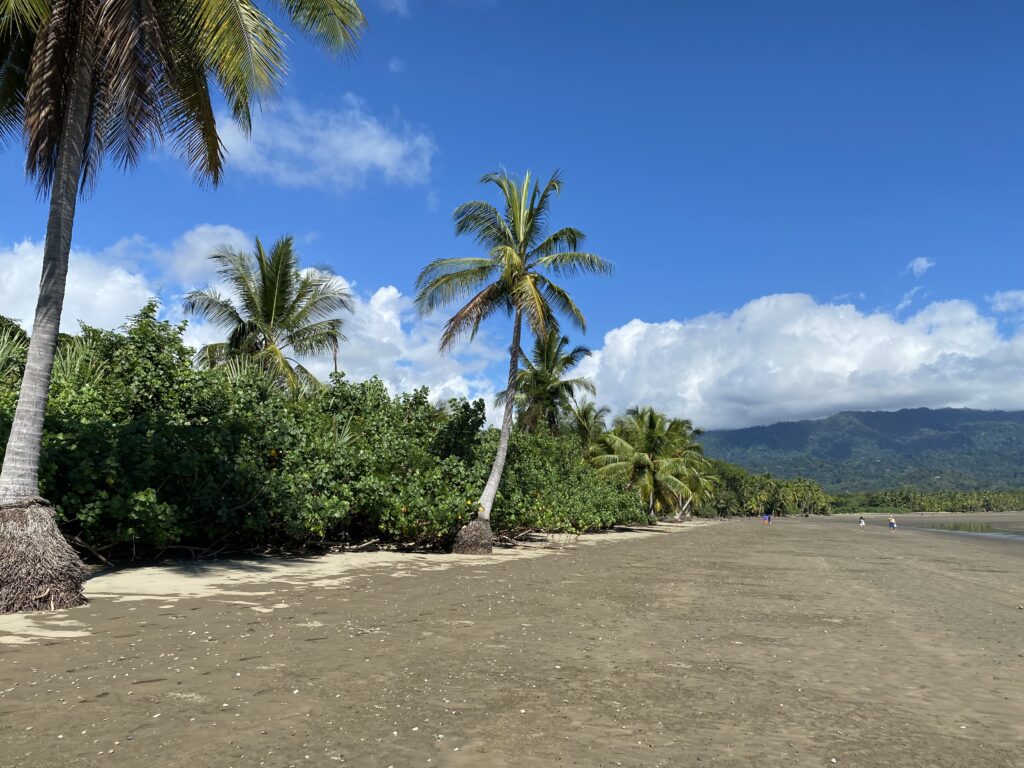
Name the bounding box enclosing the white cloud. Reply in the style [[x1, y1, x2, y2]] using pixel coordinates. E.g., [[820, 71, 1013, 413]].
[[388, 57, 406, 74], [895, 286, 920, 313], [220, 95, 436, 191], [158, 224, 251, 285], [906, 257, 935, 277], [0, 240, 155, 332], [579, 293, 1024, 430], [988, 290, 1024, 314]]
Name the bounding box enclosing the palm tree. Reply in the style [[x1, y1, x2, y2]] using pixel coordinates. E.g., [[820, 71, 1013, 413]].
[[570, 398, 610, 451], [415, 170, 611, 553], [593, 406, 712, 521], [0, 1, 365, 614], [183, 236, 353, 393], [500, 328, 594, 433]]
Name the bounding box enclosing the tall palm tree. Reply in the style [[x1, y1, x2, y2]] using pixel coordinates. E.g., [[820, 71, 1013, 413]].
[[0, 0, 365, 614], [570, 398, 610, 451], [593, 406, 712, 521], [499, 328, 594, 433], [415, 170, 611, 553], [183, 236, 353, 393]]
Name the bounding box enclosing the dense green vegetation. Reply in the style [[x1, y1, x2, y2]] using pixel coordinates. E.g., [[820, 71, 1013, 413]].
[[832, 488, 1024, 516], [0, 304, 647, 559], [700, 408, 1024, 492], [700, 460, 832, 518]]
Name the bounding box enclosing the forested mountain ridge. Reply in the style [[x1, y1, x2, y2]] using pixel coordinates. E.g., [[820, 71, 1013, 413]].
[[699, 408, 1024, 492]]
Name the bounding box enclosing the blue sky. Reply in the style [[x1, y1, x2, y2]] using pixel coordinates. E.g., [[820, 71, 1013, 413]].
[[2, 0, 1024, 427]]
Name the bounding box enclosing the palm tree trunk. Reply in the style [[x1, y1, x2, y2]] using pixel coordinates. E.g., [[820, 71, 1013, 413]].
[[0, 63, 92, 504], [451, 310, 522, 554], [477, 309, 522, 517], [0, 45, 92, 614]]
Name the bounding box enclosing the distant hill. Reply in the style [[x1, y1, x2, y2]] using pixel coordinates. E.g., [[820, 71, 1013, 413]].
[[699, 408, 1024, 492]]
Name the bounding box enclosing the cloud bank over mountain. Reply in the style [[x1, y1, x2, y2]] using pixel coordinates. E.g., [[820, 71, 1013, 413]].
[[577, 293, 1024, 429]]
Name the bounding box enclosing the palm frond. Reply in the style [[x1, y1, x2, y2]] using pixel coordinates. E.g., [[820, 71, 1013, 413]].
[[453, 200, 511, 249], [188, 0, 285, 130], [414, 258, 495, 317], [531, 226, 584, 258], [182, 288, 244, 331], [0, 0, 49, 31], [534, 250, 613, 278], [512, 273, 555, 339], [161, 32, 224, 185], [0, 20, 31, 144], [437, 282, 503, 352], [534, 275, 585, 332], [286, 317, 344, 356], [267, 0, 365, 51]]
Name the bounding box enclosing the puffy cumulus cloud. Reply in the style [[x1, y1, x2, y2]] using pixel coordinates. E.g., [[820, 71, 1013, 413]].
[[0, 240, 155, 332], [906, 257, 935, 277], [156, 224, 251, 285], [580, 293, 1024, 430], [220, 96, 436, 191], [988, 290, 1024, 314]]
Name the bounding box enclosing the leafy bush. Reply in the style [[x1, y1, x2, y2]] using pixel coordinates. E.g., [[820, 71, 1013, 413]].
[[0, 303, 643, 557], [490, 430, 647, 533]]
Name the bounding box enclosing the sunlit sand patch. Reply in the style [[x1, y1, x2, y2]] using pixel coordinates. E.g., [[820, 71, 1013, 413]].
[[0, 614, 91, 644]]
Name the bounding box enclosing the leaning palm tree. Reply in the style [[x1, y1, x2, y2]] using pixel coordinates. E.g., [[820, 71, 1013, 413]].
[[183, 236, 353, 394], [499, 328, 594, 433], [593, 406, 712, 521], [0, 1, 365, 614], [415, 170, 611, 553]]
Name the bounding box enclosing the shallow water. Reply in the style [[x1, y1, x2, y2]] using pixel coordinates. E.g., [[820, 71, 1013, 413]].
[[873, 511, 1024, 542], [828, 511, 1024, 544], [924, 521, 1024, 541]]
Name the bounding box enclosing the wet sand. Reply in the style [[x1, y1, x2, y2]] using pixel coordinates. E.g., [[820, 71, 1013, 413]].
[[1, 518, 1022, 767]]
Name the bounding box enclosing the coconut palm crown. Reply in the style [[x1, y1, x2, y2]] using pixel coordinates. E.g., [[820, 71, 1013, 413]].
[[184, 235, 353, 393], [570, 398, 610, 451], [500, 328, 594, 433], [414, 169, 612, 552]]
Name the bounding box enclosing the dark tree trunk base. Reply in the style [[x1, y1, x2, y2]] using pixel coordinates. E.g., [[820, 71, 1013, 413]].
[[450, 518, 493, 555], [0, 501, 88, 614]]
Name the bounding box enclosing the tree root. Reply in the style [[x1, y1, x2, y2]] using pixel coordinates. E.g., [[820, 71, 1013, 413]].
[[0, 501, 87, 614], [451, 518, 493, 555]]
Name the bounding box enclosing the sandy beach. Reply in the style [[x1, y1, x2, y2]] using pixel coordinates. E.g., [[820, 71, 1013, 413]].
[[1, 516, 1022, 767]]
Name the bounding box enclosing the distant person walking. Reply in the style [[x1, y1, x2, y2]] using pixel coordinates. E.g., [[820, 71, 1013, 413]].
[[888, 516, 897, 532], [859, 516, 866, 530]]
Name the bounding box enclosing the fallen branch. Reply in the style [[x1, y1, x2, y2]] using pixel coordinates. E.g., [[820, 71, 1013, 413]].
[[70, 535, 113, 566]]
